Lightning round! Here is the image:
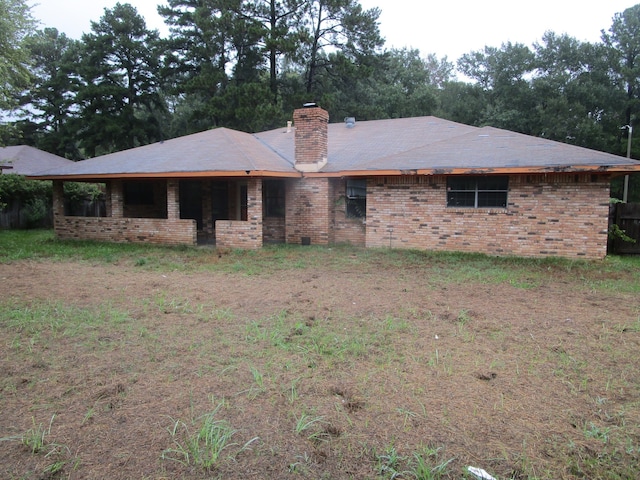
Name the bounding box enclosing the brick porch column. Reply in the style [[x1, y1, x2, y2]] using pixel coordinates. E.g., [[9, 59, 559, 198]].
[[167, 179, 179, 219], [52, 180, 64, 218], [110, 180, 123, 218]]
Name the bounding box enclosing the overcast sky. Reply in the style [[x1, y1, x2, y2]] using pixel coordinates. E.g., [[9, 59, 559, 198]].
[[30, 0, 639, 61]]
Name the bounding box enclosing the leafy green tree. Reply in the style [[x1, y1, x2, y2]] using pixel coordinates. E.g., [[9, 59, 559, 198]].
[[457, 42, 536, 133], [76, 2, 165, 156], [602, 4, 640, 157], [0, 174, 51, 223], [159, 0, 270, 132], [17, 28, 82, 158], [299, 0, 383, 94], [250, 0, 306, 102], [320, 49, 452, 120], [436, 81, 487, 126], [0, 0, 35, 142], [531, 32, 619, 151]]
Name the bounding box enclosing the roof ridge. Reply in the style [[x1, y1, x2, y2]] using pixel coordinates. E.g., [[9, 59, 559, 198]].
[[219, 128, 259, 170], [253, 131, 296, 168]]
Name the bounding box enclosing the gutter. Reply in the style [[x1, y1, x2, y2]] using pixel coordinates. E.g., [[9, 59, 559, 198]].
[[301, 164, 640, 178], [27, 170, 304, 181], [27, 163, 640, 182]]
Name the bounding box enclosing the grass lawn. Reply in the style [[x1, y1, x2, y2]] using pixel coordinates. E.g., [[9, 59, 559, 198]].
[[1, 230, 640, 479]]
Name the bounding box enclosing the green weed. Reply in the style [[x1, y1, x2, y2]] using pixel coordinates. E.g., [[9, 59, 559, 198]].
[[408, 445, 454, 479], [162, 404, 258, 470], [294, 412, 328, 441], [376, 445, 407, 479], [21, 415, 55, 454]]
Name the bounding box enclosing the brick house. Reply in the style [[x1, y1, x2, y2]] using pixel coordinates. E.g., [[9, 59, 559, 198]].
[[29, 105, 640, 259]]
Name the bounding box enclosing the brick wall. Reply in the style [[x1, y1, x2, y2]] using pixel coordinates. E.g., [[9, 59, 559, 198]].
[[293, 106, 329, 168], [263, 217, 286, 243], [216, 220, 262, 248], [201, 181, 214, 236], [216, 178, 263, 249], [365, 174, 611, 259], [329, 178, 366, 245], [54, 216, 197, 245], [285, 177, 330, 245]]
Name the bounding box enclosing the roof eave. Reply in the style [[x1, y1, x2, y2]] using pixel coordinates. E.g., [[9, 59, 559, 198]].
[[303, 164, 640, 177], [27, 170, 304, 181]]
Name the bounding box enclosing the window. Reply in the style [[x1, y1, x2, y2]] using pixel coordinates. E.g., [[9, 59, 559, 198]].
[[447, 176, 508, 208], [346, 179, 366, 218], [263, 180, 285, 217], [240, 184, 248, 221]]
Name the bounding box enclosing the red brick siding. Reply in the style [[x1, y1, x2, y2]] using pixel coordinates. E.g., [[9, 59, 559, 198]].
[[329, 178, 366, 245], [201, 181, 214, 236], [216, 179, 263, 249], [285, 177, 330, 245], [216, 221, 262, 248], [365, 174, 610, 259], [263, 217, 286, 243], [54, 216, 197, 245], [293, 107, 328, 166], [53, 181, 64, 217]]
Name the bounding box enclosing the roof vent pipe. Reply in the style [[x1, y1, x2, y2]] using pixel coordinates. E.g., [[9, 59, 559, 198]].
[[345, 117, 356, 128]]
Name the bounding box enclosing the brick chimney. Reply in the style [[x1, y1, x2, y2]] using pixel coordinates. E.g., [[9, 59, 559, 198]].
[[293, 104, 328, 172]]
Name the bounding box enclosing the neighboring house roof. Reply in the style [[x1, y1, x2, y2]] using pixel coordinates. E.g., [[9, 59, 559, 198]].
[[28, 116, 640, 180], [0, 145, 74, 175]]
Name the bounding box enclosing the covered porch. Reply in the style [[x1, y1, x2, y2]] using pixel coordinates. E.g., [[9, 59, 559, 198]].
[[51, 177, 272, 249]]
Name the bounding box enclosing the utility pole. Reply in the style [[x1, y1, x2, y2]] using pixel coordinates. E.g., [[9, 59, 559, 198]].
[[622, 125, 633, 203]]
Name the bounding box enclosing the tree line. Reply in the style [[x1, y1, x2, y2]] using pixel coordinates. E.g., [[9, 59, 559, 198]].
[[2, 0, 640, 185]]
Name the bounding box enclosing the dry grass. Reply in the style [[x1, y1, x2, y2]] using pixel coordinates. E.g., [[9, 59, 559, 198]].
[[1, 232, 640, 479]]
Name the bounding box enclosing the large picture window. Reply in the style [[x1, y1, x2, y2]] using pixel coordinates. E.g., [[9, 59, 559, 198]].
[[447, 176, 508, 208], [346, 179, 366, 218]]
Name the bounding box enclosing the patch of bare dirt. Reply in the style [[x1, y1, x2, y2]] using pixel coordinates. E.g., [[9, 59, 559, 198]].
[[1, 259, 639, 479]]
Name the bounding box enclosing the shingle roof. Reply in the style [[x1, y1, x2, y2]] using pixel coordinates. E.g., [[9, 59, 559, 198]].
[[340, 125, 636, 173], [28, 115, 640, 180], [0, 146, 73, 175], [31, 128, 296, 179], [256, 116, 482, 172]]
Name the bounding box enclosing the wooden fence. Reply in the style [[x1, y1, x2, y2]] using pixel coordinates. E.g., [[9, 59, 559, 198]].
[[609, 203, 640, 254], [0, 198, 105, 229]]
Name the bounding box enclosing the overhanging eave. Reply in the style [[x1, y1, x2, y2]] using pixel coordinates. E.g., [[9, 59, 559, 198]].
[[27, 170, 304, 181], [301, 164, 640, 178]]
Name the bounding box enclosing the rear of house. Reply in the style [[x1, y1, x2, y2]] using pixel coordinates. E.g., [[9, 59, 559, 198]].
[[30, 105, 640, 259]]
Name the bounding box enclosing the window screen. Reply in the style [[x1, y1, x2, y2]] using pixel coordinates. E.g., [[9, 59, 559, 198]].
[[346, 179, 366, 218], [447, 176, 508, 208]]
